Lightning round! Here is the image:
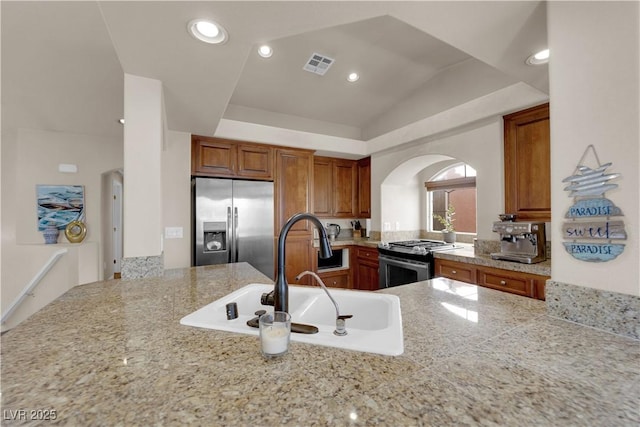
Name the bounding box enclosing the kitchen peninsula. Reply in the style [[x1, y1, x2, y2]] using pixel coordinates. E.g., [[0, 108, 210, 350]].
[[1, 263, 638, 425]]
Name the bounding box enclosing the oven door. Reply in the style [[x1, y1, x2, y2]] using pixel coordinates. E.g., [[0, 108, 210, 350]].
[[378, 254, 432, 289]]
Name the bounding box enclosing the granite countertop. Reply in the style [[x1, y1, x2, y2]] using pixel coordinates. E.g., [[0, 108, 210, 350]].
[[2, 263, 638, 425], [323, 239, 551, 276], [433, 244, 552, 277], [314, 236, 380, 248]]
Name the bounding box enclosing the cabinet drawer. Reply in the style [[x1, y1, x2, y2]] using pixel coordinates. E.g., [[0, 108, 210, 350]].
[[477, 270, 531, 297], [318, 271, 350, 289], [354, 247, 378, 262], [439, 265, 475, 283], [435, 259, 476, 284]]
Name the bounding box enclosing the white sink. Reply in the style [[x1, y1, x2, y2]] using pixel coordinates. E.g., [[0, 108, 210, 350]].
[[180, 283, 403, 356]]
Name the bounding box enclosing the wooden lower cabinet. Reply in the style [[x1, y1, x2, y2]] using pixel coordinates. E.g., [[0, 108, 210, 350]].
[[282, 237, 313, 286], [352, 247, 379, 291], [434, 258, 549, 300]]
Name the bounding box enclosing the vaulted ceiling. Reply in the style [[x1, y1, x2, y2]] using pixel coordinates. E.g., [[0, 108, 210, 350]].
[[2, 1, 548, 141]]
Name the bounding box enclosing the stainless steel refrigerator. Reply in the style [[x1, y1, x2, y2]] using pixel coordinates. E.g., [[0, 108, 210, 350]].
[[193, 177, 274, 279]]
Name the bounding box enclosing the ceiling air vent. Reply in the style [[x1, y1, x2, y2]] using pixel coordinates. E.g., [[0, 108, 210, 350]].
[[303, 52, 334, 76]]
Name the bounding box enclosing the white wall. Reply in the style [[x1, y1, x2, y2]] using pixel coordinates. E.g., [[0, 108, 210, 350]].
[[372, 119, 505, 240], [162, 130, 191, 269], [548, 1, 639, 296], [123, 74, 163, 259]]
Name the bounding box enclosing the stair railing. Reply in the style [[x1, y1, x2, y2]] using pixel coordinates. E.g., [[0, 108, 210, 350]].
[[1, 248, 68, 325]]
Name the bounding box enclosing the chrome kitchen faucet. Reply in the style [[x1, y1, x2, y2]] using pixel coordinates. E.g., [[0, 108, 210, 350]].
[[295, 270, 353, 336]]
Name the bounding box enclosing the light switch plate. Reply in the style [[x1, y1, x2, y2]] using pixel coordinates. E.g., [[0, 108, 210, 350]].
[[165, 227, 183, 239]]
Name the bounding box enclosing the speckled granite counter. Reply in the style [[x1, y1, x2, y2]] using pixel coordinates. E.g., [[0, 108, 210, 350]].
[[2, 263, 638, 426], [320, 239, 551, 276], [315, 236, 380, 248]]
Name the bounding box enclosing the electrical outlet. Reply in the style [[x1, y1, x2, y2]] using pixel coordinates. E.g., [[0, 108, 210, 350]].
[[383, 222, 391, 231]]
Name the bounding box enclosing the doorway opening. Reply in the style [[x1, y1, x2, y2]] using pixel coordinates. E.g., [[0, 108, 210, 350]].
[[101, 169, 123, 280]]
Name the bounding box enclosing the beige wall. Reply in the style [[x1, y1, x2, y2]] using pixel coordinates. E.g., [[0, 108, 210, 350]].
[[123, 74, 163, 259], [1, 127, 122, 328], [162, 130, 191, 269], [548, 1, 639, 296], [372, 118, 506, 241]]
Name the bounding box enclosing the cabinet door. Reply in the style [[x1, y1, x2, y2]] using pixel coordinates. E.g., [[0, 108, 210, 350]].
[[353, 247, 379, 291], [275, 148, 314, 236], [434, 258, 476, 284], [313, 157, 333, 217], [504, 103, 550, 222], [355, 261, 379, 291], [237, 144, 273, 180], [357, 157, 371, 218], [282, 236, 313, 285], [333, 159, 357, 217], [191, 136, 237, 177]]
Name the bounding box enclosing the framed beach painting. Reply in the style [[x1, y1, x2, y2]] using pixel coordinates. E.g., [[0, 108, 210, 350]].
[[36, 185, 85, 231]]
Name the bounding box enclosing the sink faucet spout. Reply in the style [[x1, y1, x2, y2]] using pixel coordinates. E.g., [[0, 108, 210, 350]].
[[296, 270, 353, 336], [274, 213, 332, 313]]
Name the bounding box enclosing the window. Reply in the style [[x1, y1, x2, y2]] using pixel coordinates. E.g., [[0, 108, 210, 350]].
[[426, 164, 477, 233]]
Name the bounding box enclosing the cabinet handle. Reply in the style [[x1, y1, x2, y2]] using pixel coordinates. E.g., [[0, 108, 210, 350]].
[[451, 270, 457, 274], [500, 280, 506, 285]]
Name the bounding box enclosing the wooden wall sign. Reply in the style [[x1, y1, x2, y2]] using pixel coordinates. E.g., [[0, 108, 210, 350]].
[[562, 145, 626, 262]]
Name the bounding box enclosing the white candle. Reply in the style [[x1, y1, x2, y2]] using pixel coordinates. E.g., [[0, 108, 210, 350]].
[[261, 325, 289, 355]]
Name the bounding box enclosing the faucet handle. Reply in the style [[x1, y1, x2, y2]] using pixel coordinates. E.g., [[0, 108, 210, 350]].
[[334, 316, 351, 336], [260, 291, 275, 306]]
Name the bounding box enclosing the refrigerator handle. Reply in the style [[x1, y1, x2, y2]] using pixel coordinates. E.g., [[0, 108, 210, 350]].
[[234, 207, 239, 262], [227, 207, 232, 263]]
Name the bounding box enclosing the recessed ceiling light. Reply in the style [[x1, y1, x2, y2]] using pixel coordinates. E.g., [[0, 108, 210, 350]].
[[187, 19, 228, 44], [526, 48, 549, 65], [347, 72, 360, 82], [258, 45, 273, 58]]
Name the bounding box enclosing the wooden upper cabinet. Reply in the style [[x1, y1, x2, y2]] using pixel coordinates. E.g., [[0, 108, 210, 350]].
[[275, 148, 314, 235], [503, 103, 551, 222], [313, 157, 357, 218], [333, 159, 357, 217], [357, 157, 371, 218], [237, 143, 273, 179], [313, 157, 333, 217], [191, 135, 273, 180], [191, 136, 237, 177]]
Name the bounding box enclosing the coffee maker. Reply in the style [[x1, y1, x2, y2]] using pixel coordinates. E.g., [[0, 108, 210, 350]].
[[490, 214, 546, 264]]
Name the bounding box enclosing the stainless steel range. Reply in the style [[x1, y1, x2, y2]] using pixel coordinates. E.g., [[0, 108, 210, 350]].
[[378, 239, 456, 288]]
